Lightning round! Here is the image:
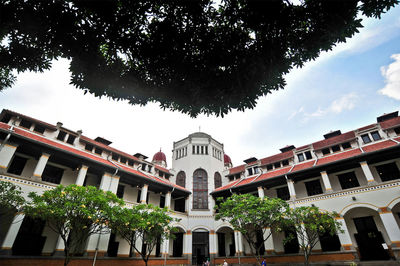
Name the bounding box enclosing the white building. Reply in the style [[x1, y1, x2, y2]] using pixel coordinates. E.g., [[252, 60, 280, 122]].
[[1, 109, 400, 265]]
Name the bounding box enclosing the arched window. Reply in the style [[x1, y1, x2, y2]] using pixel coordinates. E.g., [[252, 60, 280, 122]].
[[193, 169, 208, 209], [214, 172, 222, 189], [176, 171, 186, 188]]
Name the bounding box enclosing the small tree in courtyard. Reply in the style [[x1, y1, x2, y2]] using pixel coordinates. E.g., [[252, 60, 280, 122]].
[[215, 194, 289, 266], [284, 206, 342, 266], [109, 204, 178, 266], [24, 184, 124, 266]]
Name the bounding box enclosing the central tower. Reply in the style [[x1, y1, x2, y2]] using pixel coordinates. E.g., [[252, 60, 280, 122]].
[[172, 132, 226, 216]]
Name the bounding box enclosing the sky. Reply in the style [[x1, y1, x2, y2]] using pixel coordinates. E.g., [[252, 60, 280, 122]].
[[1, 5, 400, 168]]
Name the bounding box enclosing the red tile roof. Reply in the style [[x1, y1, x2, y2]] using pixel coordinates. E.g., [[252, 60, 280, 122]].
[[380, 116, 400, 130], [260, 150, 293, 166], [80, 135, 139, 162], [2, 109, 57, 130], [291, 160, 315, 173], [228, 164, 245, 175], [296, 144, 311, 151], [155, 165, 171, 174], [357, 123, 377, 132], [312, 131, 355, 150], [256, 167, 292, 182], [362, 140, 397, 153], [213, 179, 242, 192], [316, 148, 362, 166], [0, 122, 188, 192]]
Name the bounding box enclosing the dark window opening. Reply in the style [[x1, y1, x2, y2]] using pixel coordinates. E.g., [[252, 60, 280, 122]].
[[94, 147, 102, 155], [1, 114, 12, 124], [305, 151, 312, 160], [7, 155, 28, 176], [137, 190, 141, 203], [395, 127, 400, 135], [33, 125, 45, 134], [322, 148, 330, 155], [176, 171, 186, 188], [12, 217, 46, 256], [276, 186, 290, 201], [19, 119, 32, 129], [228, 176, 234, 182], [159, 195, 165, 208], [247, 168, 253, 176], [342, 142, 351, 150], [297, 153, 305, 162], [120, 157, 127, 164], [376, 162, 400, 182], [205, 146, 208, 155], [148, 166, 152, 172], [128, 159, 134, 166], [371, 131, 381, 141], [57, 131, 67, 141], [361, 134, 372, 144], [331, 145, 340, 153], [338, 172, 360, 189], [284, 229, 299, 254], [282, 160, 289, 166], [174, 198, 186, 212], [42, 164, 64, 184], [85, 143, 94, 152], [107, 233, 119, 257], [274, 162, 281, 168], [319, 231, 341, 252], [267, 164, 273, 170], [214, 172, 222, 189], [305, 179, 323, 196], [66, 135, 76, 145], [116, 185, 125, 199], [112, 153, 119, 161]]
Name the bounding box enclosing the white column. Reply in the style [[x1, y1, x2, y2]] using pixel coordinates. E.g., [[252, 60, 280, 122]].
[[140, 184, 149, 203], [75, 165, 88, 186], [32, 153, 50, 179], [53, 236, 65, 255], [99, 172, 113, 191], [116, 236, 130, 257], [162, 238, 170, 257], [184, 231, 192, 257], [185, 196, 190, 212], [320, 171, 332, 192], [287, 179, 296, 200], [165, 191, 172, 209], [209, 231, 217, 257], [109, 176, 120, 194], [0, 214, 24, 254], [263, 228, 274, 254], [257, 186, 265, 198], [360, 161, 377, 184], [336, 217, 353, 251], [234, 231, 244, 255], [379, 209, 400, 247], [0, 143, 18, 170]]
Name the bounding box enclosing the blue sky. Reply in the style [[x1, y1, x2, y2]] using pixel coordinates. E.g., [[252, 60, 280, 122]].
[[1, 5, 400, 167]]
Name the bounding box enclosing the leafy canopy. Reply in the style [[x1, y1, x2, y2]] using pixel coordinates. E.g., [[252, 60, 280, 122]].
[[284, 206, 342, 266], [109, 204, 178, 266], [0, 0, 397, 117], [0, 180, 25, 214], [215, 194, 288, 265], [25, 184, 124, 266]]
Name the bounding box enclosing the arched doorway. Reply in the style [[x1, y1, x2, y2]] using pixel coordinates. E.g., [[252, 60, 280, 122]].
[[344, 207, 390, 261], [172, 227, 185, 257], [216, 227, 235, 257], [192, 228, 209, 265]]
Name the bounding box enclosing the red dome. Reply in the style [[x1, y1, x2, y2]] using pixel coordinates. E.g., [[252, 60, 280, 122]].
[[153, 150, 166, 162], [224, 154, 232, 165]]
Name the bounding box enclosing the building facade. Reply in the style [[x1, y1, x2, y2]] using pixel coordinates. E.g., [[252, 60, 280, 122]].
[[1, 109, 400, 265]]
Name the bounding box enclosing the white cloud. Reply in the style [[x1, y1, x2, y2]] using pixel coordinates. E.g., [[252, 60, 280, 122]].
[[379, 54, 400, 100], [290, 93, 358, 122]]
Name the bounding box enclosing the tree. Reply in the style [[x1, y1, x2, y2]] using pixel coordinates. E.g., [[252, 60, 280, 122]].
[[0, 1, 397, 117], [215, 194, 289, 266], [0, 180, 25, 226], [109, 204, 178, 266], [24, 184, 124, 266], [284, 206, 342, 266]]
